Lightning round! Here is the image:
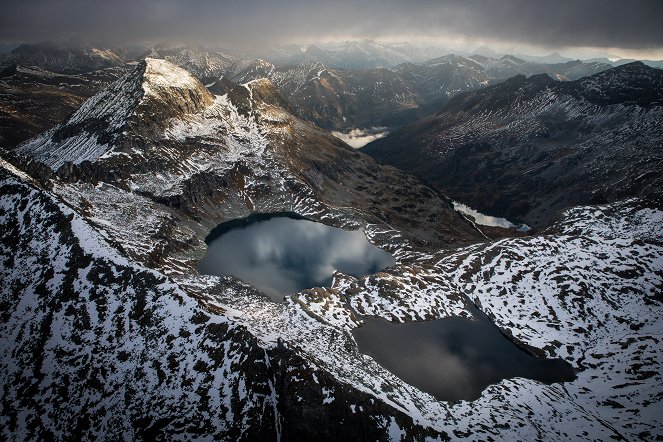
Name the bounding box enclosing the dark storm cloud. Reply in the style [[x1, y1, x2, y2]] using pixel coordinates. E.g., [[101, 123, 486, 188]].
[[0, 0, 661, 51]]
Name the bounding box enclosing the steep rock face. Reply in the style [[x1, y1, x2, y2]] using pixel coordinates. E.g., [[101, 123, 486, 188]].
[[363, 62, 663, 226], [140, 58, 215, 117]]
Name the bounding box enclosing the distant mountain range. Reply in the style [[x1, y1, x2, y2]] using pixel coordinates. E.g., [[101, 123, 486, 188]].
[[254, 40, 449, 69], [2, 42, 639, 147], [363, 62, 663, 226]]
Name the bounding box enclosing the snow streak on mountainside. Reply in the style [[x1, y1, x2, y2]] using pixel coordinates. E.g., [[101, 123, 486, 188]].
[[1, 59, 661, 440], [0, 64, 127, 147]]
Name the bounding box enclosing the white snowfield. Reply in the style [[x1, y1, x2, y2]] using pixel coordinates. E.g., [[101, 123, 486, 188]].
[[1, 59, 661, 440]]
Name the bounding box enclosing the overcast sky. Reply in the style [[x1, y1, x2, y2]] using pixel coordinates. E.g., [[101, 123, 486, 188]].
[[1, 0, 662, 58]]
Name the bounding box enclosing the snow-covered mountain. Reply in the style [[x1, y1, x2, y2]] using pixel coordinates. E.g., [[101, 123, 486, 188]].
[[1, 58, 662, 441], [18, 58, 215, 169], [392, 55, 491, 103], [363, 62, 663, 227], [260, 41, 448, 70]]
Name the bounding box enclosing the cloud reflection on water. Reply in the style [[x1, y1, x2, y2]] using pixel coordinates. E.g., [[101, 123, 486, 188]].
[[198, 217, 395, 302], [353, 316, 576, 401]]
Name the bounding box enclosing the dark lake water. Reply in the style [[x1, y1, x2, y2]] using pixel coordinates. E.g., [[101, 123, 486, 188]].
[[352, 315, 576, 402], [198, 213, 395, 302]]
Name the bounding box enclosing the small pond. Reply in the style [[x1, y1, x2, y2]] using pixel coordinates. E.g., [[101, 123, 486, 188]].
[[352, 315, 576, 402], [198, 213, 396, 302]]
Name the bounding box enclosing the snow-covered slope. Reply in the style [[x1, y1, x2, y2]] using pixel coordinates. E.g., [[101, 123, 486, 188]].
[[0, 64, 127, 147], [435, 199, 663, 437]]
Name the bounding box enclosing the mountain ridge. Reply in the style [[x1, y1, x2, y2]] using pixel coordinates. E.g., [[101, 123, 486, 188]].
[[0, 42, 621, 143], [16, 59, 215, 169], [363, 62, 663, 226]]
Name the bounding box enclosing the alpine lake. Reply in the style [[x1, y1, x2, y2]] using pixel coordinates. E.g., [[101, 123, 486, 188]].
[[199, 213, 575, 401]]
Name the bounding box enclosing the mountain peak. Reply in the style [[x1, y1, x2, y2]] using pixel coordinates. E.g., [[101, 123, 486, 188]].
[[140, 58, 214, 114], [18, 59, 214, 169], [58, 58, 213, 137], [142, 58, 204, 92], [499, 54, 526, 64]]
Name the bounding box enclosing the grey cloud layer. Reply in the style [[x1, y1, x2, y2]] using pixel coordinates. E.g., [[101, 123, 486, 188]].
[[0, 0, 661, 51]]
